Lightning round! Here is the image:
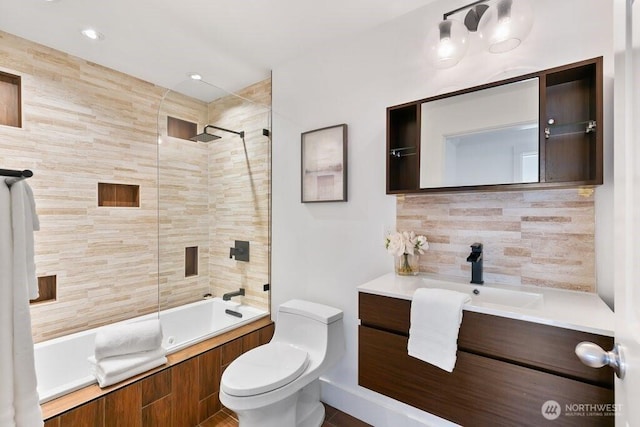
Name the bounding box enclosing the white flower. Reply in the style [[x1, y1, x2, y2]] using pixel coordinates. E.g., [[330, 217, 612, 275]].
[[385, 232, 405, 257], [384, 231, 428, 256], [415, 234, 428, 254]]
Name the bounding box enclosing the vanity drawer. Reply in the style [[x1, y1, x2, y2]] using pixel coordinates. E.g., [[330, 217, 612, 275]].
[[359, 292, 411, 333], [358, 292, 614, 387], [458, 311, 614, 388], [359, 326, 614, 426]]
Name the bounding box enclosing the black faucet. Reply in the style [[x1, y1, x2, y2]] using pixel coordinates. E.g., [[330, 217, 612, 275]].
[[222, 288, 245, 301], [466, 243, 484, 285]]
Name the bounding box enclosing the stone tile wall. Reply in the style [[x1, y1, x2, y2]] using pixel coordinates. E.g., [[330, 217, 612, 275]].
[[397, 189, 596, 291], [0, 30, 271, 342]]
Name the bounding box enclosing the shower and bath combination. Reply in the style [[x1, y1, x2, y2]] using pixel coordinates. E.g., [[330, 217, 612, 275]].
[[190, 124, 245, 142]]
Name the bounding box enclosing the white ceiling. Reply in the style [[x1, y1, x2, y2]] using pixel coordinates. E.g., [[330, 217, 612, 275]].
[[0, 0, 437, 101]]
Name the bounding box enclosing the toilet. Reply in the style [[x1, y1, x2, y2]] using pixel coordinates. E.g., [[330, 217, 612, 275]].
[[219, 299, 345, 427]]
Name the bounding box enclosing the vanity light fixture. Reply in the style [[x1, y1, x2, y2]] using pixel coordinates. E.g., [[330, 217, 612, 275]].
[[425, 19, 469, 69], [477, 0, 534, 53], [427, 0, 533, 69], [81, 28, 104, 41]]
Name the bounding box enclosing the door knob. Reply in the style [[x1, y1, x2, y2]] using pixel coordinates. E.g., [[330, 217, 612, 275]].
[[575, 342, 625, 379]]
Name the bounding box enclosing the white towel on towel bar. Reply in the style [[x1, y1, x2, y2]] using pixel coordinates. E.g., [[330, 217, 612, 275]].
[[94, 318, 163, 360], [88, 347, 167, 388], [11, 181, 40, 300], [0, 181, 43, 427], [408, 288, 471, 372]]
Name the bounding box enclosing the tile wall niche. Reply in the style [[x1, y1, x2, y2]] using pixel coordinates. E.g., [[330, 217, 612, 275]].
[[0, 30, 271, 342], [397, 189, 596, 292]]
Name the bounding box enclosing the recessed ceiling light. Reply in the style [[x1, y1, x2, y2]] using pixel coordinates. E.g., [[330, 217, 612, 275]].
[[81, 28, 104, 41], [189, 73, 202, 80]]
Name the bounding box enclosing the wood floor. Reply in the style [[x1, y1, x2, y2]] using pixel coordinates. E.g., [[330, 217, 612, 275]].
[[199, 403, 371, 427]]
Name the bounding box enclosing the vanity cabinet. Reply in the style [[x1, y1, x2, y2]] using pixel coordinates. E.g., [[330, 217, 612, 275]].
[[358, 292, 614, 426], [387, 57, 603, 194]]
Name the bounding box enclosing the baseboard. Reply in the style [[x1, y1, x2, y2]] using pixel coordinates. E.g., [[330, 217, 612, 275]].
[[319, 377, 459, 427]]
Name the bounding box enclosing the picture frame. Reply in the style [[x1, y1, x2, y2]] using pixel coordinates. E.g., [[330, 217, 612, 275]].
[[301, 124, 348, 203]]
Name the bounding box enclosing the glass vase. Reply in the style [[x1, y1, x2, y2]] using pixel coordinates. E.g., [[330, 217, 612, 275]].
[[395, 253, 419, 276]]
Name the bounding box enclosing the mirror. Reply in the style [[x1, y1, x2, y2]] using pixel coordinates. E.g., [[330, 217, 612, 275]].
[[419, 78, 539, 188]]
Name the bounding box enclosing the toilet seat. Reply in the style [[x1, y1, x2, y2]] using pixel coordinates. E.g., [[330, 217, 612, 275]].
[[221, 342, 309, 397]]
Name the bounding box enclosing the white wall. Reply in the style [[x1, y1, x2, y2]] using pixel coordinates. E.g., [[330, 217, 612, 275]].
[[272, 0, 613, 424]]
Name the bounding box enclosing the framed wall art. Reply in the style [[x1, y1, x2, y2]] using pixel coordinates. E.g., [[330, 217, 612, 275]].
[[301, 124, 348, 203]]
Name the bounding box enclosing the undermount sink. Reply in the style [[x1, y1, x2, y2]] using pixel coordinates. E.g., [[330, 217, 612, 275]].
[[420, 277, 544, 310]]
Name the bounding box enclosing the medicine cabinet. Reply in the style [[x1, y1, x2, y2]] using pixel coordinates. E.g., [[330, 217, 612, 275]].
[[386, 57, 603, 194]]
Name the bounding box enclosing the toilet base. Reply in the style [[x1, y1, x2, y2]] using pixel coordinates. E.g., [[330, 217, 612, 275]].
[[235, 393, 298, 427], [296, 380, 324, 427], [232, 380, 325, 427]]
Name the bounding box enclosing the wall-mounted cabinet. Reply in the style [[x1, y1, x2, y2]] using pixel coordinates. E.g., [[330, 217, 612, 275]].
[[387, 104, 420, 192], [386, 57, 603, 194], [542, 60, 602, 184], [359, 293, 614, 426]]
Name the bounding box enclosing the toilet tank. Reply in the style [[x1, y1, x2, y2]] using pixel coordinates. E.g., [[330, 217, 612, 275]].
[[271, 300, 343, 356]]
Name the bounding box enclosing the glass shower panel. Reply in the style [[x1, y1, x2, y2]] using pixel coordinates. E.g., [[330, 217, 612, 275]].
[[157, 77, 272, 314]]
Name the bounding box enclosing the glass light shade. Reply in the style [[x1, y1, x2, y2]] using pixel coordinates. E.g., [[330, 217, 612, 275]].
[[426, 19, 469, 69], [478, 0, 533, 54]]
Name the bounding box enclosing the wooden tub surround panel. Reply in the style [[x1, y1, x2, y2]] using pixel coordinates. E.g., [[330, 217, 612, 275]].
[[358, 293, 614, 426], [42, 318, 274, 426]]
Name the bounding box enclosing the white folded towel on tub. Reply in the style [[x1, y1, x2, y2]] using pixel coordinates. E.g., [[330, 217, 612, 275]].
[[94, 319, 163, 360], [88, 347, 167, 388], [408, 288, 471, 372]]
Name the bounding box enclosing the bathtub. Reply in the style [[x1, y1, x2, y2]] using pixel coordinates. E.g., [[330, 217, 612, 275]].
[[34, 297, 267, 404]]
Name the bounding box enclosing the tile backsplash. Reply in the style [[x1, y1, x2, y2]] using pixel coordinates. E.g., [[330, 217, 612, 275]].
[[397, 189, 595, 292]]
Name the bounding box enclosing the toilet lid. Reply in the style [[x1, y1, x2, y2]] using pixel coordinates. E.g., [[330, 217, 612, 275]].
[[221, 342, 309, 397]]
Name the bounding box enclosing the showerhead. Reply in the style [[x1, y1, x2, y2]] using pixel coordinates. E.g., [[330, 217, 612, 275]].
[[190, 130, 221, 142], [190, 124, 244, 142]]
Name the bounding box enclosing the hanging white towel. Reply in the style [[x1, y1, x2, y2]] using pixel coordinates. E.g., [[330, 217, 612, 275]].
[[11, 181, 40, 300], [0, 181, 43, 427], [407, 288, 471, 373], [94, 319, 163, 360], [0, 182, 16, 426]]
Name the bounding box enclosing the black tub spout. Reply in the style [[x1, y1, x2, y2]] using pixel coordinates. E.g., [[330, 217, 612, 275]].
[[223, 288, 245, 301]]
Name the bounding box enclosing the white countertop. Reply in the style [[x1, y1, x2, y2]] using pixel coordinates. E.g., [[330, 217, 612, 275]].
[[358, 273, 614, 336]]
